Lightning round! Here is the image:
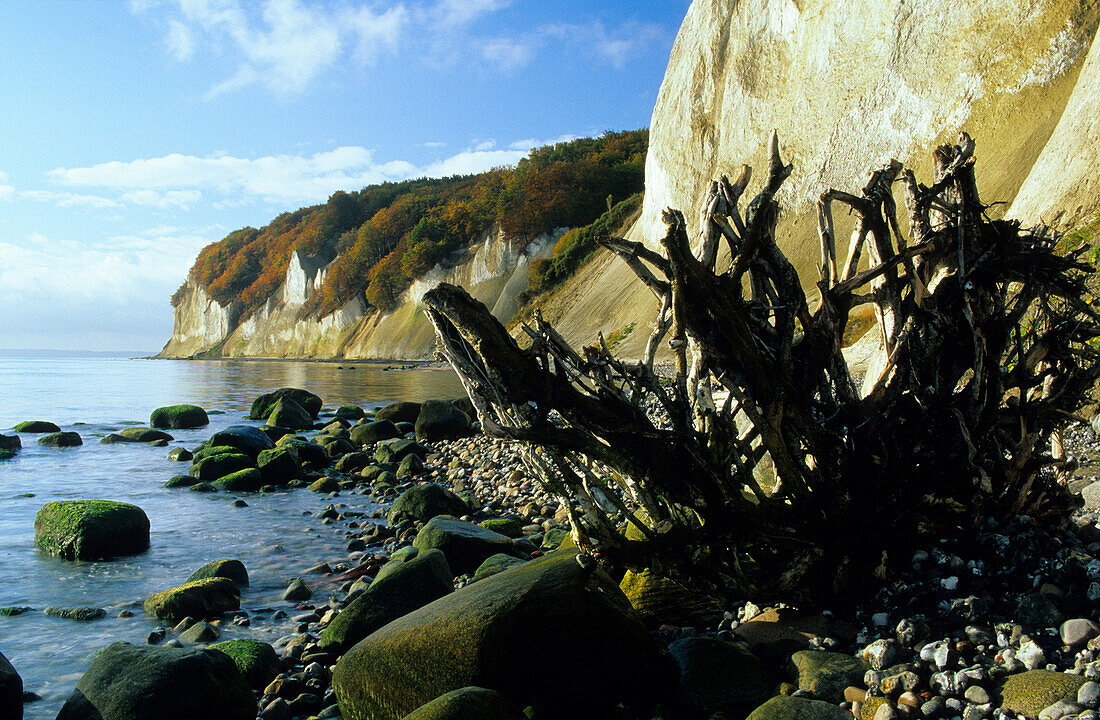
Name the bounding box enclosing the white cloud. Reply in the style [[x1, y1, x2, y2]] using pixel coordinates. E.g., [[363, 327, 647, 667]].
[[19, 190, 121, 209], [431, 0, 511, 29], [120, 189, 203, 208], [421, 149, 527, 177], [544, 20, 666, 68], [0, 171, 13, 201], [166, 19, 194, 60], [480, 36, 535, 70]]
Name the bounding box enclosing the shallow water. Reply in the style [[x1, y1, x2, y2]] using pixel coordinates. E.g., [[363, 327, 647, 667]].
[[0, 356, 463, 718]]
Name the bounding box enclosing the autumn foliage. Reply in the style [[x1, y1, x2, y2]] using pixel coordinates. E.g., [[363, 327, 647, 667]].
[[176, 131, 648, 317]]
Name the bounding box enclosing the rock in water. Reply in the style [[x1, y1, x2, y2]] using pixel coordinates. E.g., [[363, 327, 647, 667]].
[[256, 448, 300, 485], [249, 389, 322, 421], [188, 559, 249, 588], [13, 420, 59, 433], [190, 453, 254, 483], [388, 484, 469, 526], [0, 650, 22, 720], [266, 397, 313, 430], [0, 434, 20, 452], [414, 400, 471, 442], [34, 500, 150, 560], [207, 426, 275, 458], [118, 427, 173, 443], [349, 420, 400, 446], [331, 549, 667, 720], [412, 516, 514, 576], [37, 431, 82, 447], [44, 606, 107, 621], [150, 404, 209, 429], [282, 578, 313, 601], [374, 401, 421, 424], [54, 641, 254, 720], [402, 686, 527, 720], [144, 578, 240, 622], [209, 639, 279, 690]]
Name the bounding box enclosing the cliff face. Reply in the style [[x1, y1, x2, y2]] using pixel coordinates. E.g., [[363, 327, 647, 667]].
[[161, 227, 556, 359]]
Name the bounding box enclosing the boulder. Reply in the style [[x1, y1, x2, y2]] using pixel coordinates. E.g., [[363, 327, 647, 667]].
[[620, 568, 725, 628], [190, 453, 254, 482], [214, 468, 264, 492], [402, 687, 526, 720], [191, 444, 241, 463], [996, 669, 1089, 718], [267, 397, 314, 431], [374, 401, 422, 424], [319, 548, 453, 654], [0, 449, 13, 461], [414, 401, 471, 442], [144, 577, 241, 622], [279, 439, 329, 469], [283, 577, 313, 601], [150, 404, 209, 429], [13, 420, 59, 433], [374, 438, 429, 465], [54, 641, 254, 720], [44, 606, 107, 621], [119, 427, 174, 443], [167, 447, 193, 461], [308, 477, 339, 493], [316, 435, 355, 458], [336, 405, 365, 422], [164, 474, 198, 488], [209, 639, 279, 689], [256, 448, 301, 485], [335, 451, 374, 473], [746, 695, 852, 720], [208, 425, 275, 458], [473, 554, 525, 581], [38, 431, 82, 447], [412, 516, 514, 576], [790, 650, 869, 703], [388, 484, 469, 526], [350, 420, 401, 446], [250, 388, 322, 420], [332, 550, 667, 720], [188, 559, 249, 588], [449, 396, 476, 420], [99, 433, 140, 444], [0, 434, 20, 452], [35, 500, 149, 560], [0, 650, 20, 720], [669, 637, 773, 717], [479, 518, 525, 539], [397, 454, 424, 478]]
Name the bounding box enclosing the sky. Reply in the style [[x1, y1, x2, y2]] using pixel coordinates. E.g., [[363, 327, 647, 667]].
[[0, 0, 689, 353]]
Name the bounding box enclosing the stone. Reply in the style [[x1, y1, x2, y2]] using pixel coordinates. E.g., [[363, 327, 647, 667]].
[[864, 639, 898, 671], [144, 578, 241, 622], [257, 448, 301, 485], [473, 553, 525, 581], [0, 650, 20, 720], [966, 686, 992, 704], [746, 695, 852, 720], [318, 549, 453, 654], [44, 606, 107, 621], [282, 578, 312, 601], [996, 670, 1088, 718], [1061, 618, 1100, 648], [336, 405, 365, 422], [374, 401, 421, 424], [34, 500, 150, 560], [164, 474, 198, 488], [191, 445, 242, 463], [402, 686, 527, 720], [619, 567, 725, 628], [279, 439, 329, 469], [267, 397, 314, 431], [1083, 482, 1100, 511], [1039, 700, 1085, 720], [210, 639, 279, 689], [669, 636, 773, 717], [335, 451, 374, 473], [54, 641, 254, 720], [412, 516, 514, 576], [190, 453, 254, 483], [1017, 593, 1064, 628], [151, 404, 209, 429], [414, 400, 471, 442], [179, 621, 220, 644], [250, 389, 322, 421], [388, 483, 469, 526], [397, 453, 424, 478], [0, 434, 21, 452], [350, 420, 400, 446], [331, 550, 667, 720], [13, 420, 59, 433], [118, 427, 174, 443], [208, 425, 275, 458], [38, 431, 82, 447], [167, 447, 193, 461], [1080, 681, 1100, 708], [479, 517, 525, 538], [188, 559, 249, 588], [308, 477, 339, 493], [214, 468, 264, 492], [374, 438, 429, 465], [790, 650, 869, 703]]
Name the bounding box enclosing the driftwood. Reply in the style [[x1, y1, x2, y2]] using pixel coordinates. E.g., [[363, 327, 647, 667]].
[[423, 134, 1100, 603]]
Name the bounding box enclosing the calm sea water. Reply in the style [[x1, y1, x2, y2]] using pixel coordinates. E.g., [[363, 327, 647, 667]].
[[0, 355, 463, 719]]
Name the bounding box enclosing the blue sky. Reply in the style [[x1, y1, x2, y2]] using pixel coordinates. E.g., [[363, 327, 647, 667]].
[[0, 0, 688, 352]]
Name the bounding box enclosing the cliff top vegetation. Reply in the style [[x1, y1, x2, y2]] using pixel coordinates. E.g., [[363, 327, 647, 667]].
[[174, 130, 648, 319]]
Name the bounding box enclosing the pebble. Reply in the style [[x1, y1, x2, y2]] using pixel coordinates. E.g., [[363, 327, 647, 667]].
[[865, 638, 898, 670], [1039, 700, 1085, 720], [964, 686, 991, 705], [1080, 681, 1100, 708], [1062, 618, 1100, 648]]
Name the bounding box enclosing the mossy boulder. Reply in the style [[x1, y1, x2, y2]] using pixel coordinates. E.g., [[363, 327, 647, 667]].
[[54, 641, 254, 720], [0, 434, 20, 452], [188, 559, 249, 588], [164, 474, 198, 488], [266, 397, 314, 430], [150, 404, 209, 429], [44, 606, 107, 621], [209, 639, 279, 689], [143, 577, 240, 622], [191, 444, 240, 463], [331, 550, 667, 720], [336, 451, 374, 473], [278, 438, 329, 469], [397, 453, 424, 478], [669, 637, 774, 717], [337, 405, 365, 422], [309, 476, 340, 493], [214, 468, 263, 492], [167, 447, 193, 461], [473, 553, 525, 581], [38, 431, 82, 447], [790, 650, 869, 703], [249, 388, 322, 421], [350, 419, 401, 446], [256, 447, 300, 485], [620, 568, 726, 627], [0, 650, 20, 720], [375, 401, 422, 424], [319, 548, 454, 654], [402, 686, 526, 720], [207, 425, 274, 458], [414, 400, 471, 442], [0, 449, 14, 461], [995, 669, 1089, 718], [190, 453, 254, 482], [413, 516, 514, 576], [14, 420, 59, 433], [389, 484, 469, 526], [35, 500, 150, 560], [479, 518, 525, 539], [374, 438, 429, 465], [746, 695, 853, 720], [119, 427, 174, 443]]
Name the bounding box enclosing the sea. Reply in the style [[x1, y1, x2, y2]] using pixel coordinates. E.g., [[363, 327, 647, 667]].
[[0, 353, 464, 718]]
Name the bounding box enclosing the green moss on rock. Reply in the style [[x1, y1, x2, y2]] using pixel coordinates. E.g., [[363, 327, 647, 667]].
[[188, 559, 249, 588], [746, 695, 852, 720], [789, 651, 868, 704], [150, 404, 209, 429], [620, 568, 725, 628], [209, 639, 279, 689], [14, 420, 60, 433], [213, 468, 263, 492], [118, 427, 174, 443], [34, 500, 150, 560], [190, 453, 254, 482], [144, 577, 240, 622], [38, 431, 82, 447], [402, 686, 527, 720], [996, 669, 1088, 718]]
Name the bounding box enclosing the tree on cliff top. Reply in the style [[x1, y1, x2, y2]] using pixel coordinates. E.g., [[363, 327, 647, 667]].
[[423, 133, 1100, 603]]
